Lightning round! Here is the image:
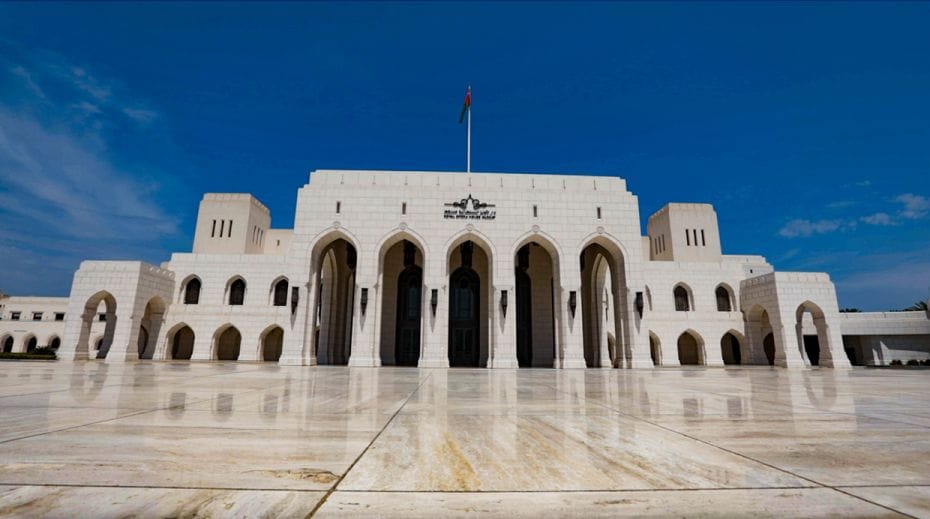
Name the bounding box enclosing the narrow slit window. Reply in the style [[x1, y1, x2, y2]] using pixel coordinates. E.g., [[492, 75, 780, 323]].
[[693, 229, 698, 245], [228, 220, 233, 238], [211, 219, 217, 238], [701, 229, 706, 246], [686, 229, 691, 246], [596, 207, 602, 219], [219, 220, 225, 237], [402, 202, 407, 215], [533, 205, 538, 217], [336, 201, 341, 214]]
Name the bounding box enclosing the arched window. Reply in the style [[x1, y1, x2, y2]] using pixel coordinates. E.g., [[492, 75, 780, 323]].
[[272, 279, 288, 306], [715, 286, 732, 312], [49, 337, 61, 350], [184, 278, 201, 305], [228, 278, 246, 306], [674, 285, 691, 311]]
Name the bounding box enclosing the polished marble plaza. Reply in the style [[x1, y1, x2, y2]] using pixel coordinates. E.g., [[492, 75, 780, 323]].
[[0, 362, 928, 517]]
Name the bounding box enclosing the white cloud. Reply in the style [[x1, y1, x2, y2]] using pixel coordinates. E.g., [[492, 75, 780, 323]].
[[860, 212, 893, 226], [0, 52, 179, 296], [122, 106, 158, 124], [896, 193, 929, 219], [778, 219, 842, 238], [10, 65, 45, 99]]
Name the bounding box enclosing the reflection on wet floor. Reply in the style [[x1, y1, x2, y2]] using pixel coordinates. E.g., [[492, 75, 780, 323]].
[[0, 362, 927, 517]]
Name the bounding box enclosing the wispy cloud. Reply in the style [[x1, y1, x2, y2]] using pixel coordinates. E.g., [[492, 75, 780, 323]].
[[896, 193, 929, 219], [0, 48, 179, 296], [860, 212, 893, 226], [778, 219, 843, 238]]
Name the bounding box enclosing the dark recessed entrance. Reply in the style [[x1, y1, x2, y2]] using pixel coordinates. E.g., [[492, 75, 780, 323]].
[[515, 245, 533, 368], [763, 333, 775, 366], [449, 242, 480, 368], [395, 244, 423, 366]]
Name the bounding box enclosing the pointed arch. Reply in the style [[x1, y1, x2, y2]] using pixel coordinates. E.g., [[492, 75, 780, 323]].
[[677, 330, 705, 365], [1, 334, 13, 353], [22, 334, 37, 353], [270, 276, 289, 306], [443, 229, 497, 278], [165, 322, 195, 360], [213, 324, 241, 360], [673, 283, 693, 311], [649, 331, 661, 366], [226, 276, 247, 305], [721, 329, 745, 365], [715, 283, 735, 312], [181, 275, 202, 305], [259, 324, 284, 362]]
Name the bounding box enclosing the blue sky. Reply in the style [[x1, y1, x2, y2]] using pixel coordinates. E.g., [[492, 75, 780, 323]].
[[0, 2, 928, 310]]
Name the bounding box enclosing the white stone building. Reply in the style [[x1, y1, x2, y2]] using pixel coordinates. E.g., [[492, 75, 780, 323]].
[[2, 170, 928, 367]]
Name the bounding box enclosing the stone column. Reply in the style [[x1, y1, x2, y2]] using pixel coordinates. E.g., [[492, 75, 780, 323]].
[[560, 285, 587, 369], [349, 282, 379, 367], [420, 263, 449, 368], [626, 289, 653, 369], [109, 308, 140, 362], [774, 322, 805, 368], [281, 277, 318, 366], [817, 317, 851, 369], [490, 285, 518, 368]]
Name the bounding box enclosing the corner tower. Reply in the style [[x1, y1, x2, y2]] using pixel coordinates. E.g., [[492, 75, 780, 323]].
[[646, 203, 722, 262], [192, 193, 270, 254]]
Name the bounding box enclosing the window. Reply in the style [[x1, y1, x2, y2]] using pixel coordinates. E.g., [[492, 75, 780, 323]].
[[211, 219, 217, 238], [184, 278, 201, 305], [32, 312, 42, 321], [98, 313, 107, 322], [715, 286, 732, 312], [402, 202, 407, 215], [533, 205, 538, 217], [686, 229, 690, 246], [701, 229, 706, 247], [55, 312, 65, 321], [10, 311, 20, 321], [693, 229, 698, 246], [674, 286, 690, 311], [596, 207, 602, 219], [228, 220, 233, 238], [219, 220, 225, 237], [336, 201, 341, 214], [273, 279, 289, 306], [229, 279, 246, 306]]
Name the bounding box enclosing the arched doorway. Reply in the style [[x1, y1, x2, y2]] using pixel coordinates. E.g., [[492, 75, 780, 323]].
[[48, 337, 61, 351], [580, 240, 627, 368], [721, 332, 742, 365], [379, 238, 424, 366], [77, 291, 117, 360], [514, 240, 559, 368], [448, 240, 485, 367], [2, 336, 13, 353], [216, 326, 241, 361], [137, 297, 166, 360], [312, 238, 357, 365], [25, 336, 37, 353], [170, 325, 195, 360], [763, 333, 775, 365], [262, 326, 283, 362], [677, 331, 703, 365], [796, 301, 829, 366]]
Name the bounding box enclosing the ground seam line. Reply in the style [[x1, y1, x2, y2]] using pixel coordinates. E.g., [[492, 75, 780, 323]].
[[308, 371, 433, 517]]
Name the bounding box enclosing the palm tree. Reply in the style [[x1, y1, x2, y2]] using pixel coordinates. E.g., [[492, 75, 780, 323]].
[[905, 300, 928, 311]]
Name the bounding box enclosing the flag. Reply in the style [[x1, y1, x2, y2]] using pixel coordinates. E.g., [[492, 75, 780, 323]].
[[459, 86, 471, 123]]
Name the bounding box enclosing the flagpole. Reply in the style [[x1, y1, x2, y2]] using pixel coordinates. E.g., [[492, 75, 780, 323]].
[[466, 96, 471, 173]]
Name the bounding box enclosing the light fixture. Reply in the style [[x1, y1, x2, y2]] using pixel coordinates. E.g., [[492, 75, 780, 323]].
[[430, 289, 438, 315], [360, 288, 368, 315], [290, 287, 299, 314], [500, 290, 508, 317], [635, 291, 644, 318], [569, 291, 577, 318]]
